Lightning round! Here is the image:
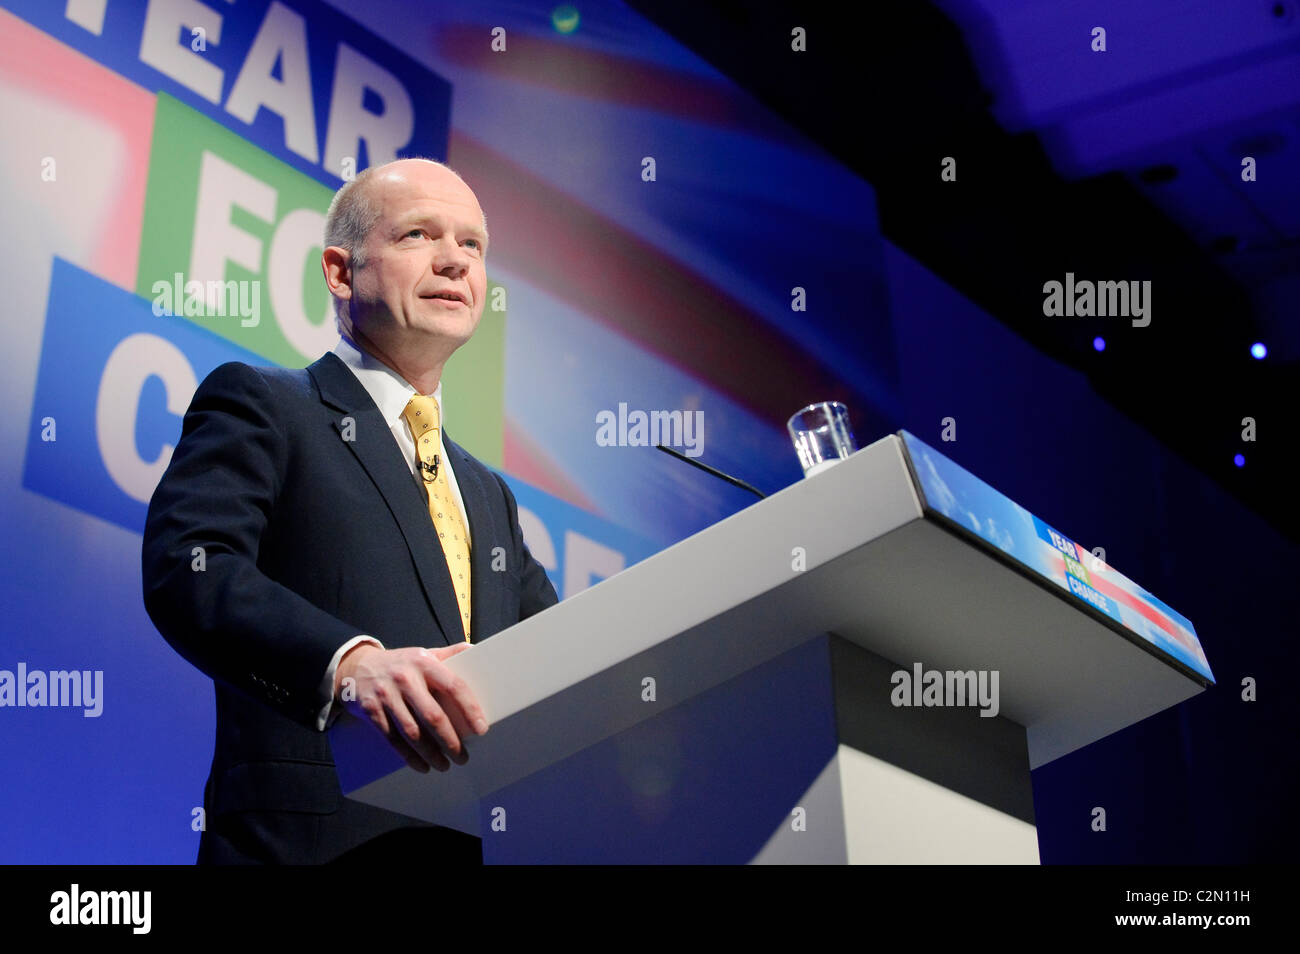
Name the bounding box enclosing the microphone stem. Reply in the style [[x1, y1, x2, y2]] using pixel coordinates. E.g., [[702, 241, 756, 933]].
[[654, 444, 766, 499]]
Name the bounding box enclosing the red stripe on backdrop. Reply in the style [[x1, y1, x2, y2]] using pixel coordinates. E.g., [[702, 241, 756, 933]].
[[0, 9, 154, 291], [503, 416, 600, 513], [431, 25, 785, 139], [449, 131, 871, 429]]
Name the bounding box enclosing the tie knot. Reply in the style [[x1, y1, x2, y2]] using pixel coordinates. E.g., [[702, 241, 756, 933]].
[[403, 394, 441, 435]]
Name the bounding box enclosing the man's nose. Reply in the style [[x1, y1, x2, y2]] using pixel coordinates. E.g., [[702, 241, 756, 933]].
[[431, 235, 471, 274]]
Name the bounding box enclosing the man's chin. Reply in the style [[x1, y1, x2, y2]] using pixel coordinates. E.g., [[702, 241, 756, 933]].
[[411, 315, 480, 347]]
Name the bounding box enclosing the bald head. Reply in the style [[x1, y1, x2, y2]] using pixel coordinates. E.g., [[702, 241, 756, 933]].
[[324, 158, 487, 275]]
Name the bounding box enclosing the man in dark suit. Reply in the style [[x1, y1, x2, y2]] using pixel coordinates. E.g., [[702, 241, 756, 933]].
[[141, 158, 558, 864]]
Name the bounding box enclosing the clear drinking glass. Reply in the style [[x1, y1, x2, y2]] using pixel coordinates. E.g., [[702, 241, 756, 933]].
[[787, 401, 857, 478]]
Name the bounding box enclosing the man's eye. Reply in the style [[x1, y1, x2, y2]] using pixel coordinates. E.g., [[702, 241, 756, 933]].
[[465, 239, 482, 250], [406, 229, 423, 239]]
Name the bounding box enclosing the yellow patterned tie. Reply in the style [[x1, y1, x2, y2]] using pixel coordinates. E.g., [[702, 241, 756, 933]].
[[402, 395, 472, 642]]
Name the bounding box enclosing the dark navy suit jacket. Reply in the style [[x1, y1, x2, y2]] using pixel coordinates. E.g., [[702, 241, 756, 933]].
[[141, 350, 558, 863]]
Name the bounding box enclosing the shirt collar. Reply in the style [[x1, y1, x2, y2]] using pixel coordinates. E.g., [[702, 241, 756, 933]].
[[332, 335, 444, 432]]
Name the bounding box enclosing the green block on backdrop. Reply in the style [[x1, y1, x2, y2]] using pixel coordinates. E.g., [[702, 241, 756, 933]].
[[441, 286, 505, 469]]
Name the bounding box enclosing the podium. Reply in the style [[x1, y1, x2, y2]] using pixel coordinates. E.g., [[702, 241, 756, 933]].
[[331, 432, 1212, 863]]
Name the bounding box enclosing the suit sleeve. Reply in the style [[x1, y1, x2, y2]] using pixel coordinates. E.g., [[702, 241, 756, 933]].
[[141, 361, 363, 730], [492, 471, 559, 617]]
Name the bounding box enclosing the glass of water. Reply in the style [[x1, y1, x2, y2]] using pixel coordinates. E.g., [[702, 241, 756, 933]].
[[787, 401, 857, 478]]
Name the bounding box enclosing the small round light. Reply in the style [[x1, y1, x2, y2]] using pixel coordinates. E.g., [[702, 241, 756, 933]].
[[1233, 454, 1245, 468], [552, 5, 580, 33], [1092, 336, 1106, 352], [1250, 342, 1267, 359]]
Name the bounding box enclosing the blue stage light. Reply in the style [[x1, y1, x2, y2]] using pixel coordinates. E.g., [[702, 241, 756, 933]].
[[1250, 342, 1267, 359]]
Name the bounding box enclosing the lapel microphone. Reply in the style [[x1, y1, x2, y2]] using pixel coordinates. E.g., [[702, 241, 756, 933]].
[[420, 455, 440, 482]]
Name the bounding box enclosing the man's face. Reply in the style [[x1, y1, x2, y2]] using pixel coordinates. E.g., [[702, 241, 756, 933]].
[[346, 161, 489, 353]]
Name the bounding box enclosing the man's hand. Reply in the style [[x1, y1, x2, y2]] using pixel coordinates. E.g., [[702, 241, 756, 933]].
[[335, 643, 489, 772]]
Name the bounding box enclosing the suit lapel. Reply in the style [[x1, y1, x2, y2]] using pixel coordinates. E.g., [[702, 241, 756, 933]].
[[308, 351, 462, 648], [443, 432, 502, 642]]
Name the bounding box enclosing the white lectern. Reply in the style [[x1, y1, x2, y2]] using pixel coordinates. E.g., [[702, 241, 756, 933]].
[[331, 432, 1211, 863]]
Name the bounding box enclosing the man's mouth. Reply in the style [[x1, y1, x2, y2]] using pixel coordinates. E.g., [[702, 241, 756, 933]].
[[422, 290, 467, 305]]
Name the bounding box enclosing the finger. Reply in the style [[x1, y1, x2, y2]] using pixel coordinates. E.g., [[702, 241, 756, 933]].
[[408, 686, 468, 763], [351, 692, 391, 736], [355, 692, 429, 773], [430, 687, 475, 765], [425, 643, 471, 660], [383, 690, 450, 772], [419, 656, 489, 736], [386, 725, 433, 773], [389, 664, 458, 768], [435, 692, 473, 765]]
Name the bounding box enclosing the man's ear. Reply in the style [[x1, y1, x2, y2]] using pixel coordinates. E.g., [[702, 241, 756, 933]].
[[322, 246, 353, 301]]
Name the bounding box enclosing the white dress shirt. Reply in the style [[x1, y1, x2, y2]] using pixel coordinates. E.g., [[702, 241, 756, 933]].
[[315, 334, 472, 730]]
